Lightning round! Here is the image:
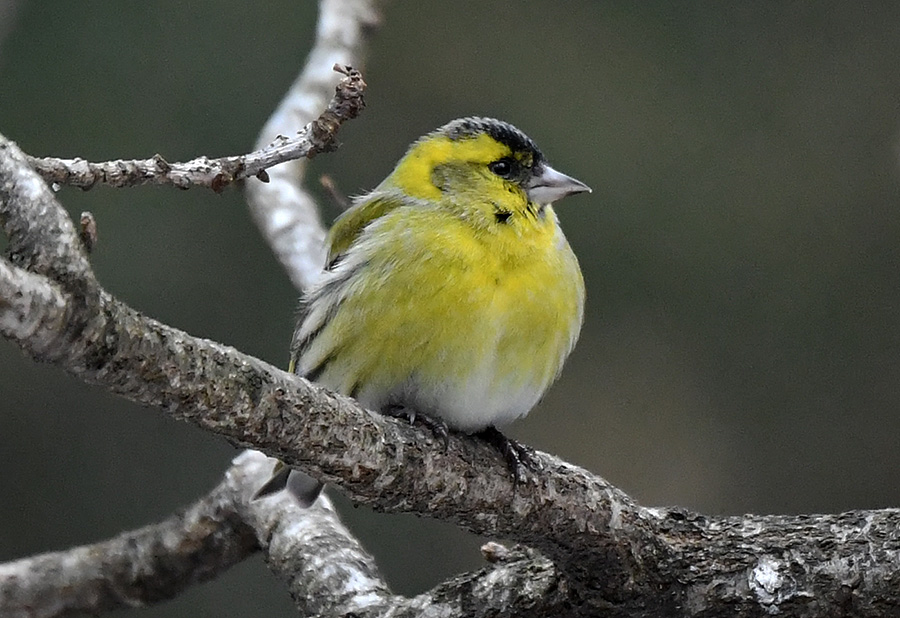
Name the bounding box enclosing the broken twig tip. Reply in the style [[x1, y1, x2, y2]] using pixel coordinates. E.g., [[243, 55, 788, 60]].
[[210, 173, 231, 194], [79, 211, 98, 254], [320, 174, 351, 211], [152, 154, 171, 173]]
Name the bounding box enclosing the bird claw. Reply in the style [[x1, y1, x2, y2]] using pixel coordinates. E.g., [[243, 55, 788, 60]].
[[382, 409, 536, 484], [477, 426, 538, 486], [385, 405, 450, 451]]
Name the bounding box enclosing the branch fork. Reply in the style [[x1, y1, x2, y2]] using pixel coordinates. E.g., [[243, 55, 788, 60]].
[[2, 0, 899, 616]]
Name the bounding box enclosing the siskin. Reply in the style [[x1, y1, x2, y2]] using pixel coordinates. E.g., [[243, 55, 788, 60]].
[[258, 117, 589, 504]]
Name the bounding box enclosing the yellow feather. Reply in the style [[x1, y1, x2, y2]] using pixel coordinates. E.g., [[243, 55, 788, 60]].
[[268, 117, 589, 503], [388, 133, 510, 201], [294, 119, 586, 432]]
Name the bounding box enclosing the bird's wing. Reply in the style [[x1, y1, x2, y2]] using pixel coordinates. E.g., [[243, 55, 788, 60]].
[[325, 193, 401, 270]]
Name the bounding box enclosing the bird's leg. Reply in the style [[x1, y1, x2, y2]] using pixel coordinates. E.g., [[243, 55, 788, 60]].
[[476, 426, 537, 486], [384, 404, 450, 451]]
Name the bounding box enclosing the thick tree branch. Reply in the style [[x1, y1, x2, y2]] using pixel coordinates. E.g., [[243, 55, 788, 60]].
[[4, 0, 900, 614], [0, 448, 570, 618], [24, 66, 366, 194], [245, 0, 381, 290], [3, 129, 900, 615], [0, 455, 260, 618]]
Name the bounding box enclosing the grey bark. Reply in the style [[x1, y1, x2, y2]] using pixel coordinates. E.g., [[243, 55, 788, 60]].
[[2, 131, 900, 616], [1, 0, 899, 616]]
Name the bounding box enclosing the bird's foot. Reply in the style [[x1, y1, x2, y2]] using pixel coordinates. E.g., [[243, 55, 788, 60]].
[[476, 426, 537, 486], [384, 405, 450, 451]]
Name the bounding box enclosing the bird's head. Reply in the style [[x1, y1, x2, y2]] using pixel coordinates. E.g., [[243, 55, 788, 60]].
[[382, 117, 590, 227]]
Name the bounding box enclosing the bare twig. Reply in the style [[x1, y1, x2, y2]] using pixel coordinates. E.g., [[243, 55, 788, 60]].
[[319, 173, 351, 210], [24, 68, 366, 194]]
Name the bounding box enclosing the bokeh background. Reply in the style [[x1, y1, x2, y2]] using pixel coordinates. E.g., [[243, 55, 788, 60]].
[[3, 1, 900, 615]]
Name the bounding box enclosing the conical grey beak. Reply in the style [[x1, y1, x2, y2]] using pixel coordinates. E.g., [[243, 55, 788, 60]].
[[525, 164, 591, 206]]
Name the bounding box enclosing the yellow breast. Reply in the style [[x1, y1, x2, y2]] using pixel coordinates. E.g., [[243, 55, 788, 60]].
[[296, 201, 584, 432]]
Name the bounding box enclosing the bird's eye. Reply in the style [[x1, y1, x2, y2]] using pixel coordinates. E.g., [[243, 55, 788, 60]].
[[489, 158, 516, 179]]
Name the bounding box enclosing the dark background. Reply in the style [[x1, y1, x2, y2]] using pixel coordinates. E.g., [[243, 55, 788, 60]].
[[3, 2, 900, 615]]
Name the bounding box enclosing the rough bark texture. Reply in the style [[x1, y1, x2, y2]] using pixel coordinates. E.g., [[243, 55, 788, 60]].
[[2, 1, 900, 616], [3, 131, 900, 616], [0, 457, 260, 618], [0, 450, 572, 618]]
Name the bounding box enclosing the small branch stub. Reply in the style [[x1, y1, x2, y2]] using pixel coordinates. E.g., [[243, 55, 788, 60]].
[[306, 65, 367, 159], [319, 174, 351, 210], [79, 212, 97, 253]]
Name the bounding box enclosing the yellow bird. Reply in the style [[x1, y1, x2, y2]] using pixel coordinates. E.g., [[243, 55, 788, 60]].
[[259, 117, 589, 504]]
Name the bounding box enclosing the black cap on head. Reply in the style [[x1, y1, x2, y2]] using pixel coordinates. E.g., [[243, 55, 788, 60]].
[[435, 117, 545, 166]]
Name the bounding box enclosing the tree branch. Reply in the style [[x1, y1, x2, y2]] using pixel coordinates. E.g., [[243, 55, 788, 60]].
[[24, 66, 366, 194], [4, 0, 900, 614], [0, 448, 571, 618], [0, 454, 260, 618], [0, 1, 588, 616], [4, 128, 900, 615], [245, 0, 381, 290]]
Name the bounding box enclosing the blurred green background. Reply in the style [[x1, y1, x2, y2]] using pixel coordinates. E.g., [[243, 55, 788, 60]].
[[3, 1, 900, 615]]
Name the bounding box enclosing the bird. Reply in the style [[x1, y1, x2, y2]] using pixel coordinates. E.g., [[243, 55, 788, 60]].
[[257, 117, 589, 505]]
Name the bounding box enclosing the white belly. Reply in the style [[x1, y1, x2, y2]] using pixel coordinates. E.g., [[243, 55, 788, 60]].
[[352, 353, 546, 433]]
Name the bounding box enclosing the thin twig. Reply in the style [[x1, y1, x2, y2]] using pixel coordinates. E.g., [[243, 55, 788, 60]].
[[24, 68, 366, 194], [319, 173, 352, 210]]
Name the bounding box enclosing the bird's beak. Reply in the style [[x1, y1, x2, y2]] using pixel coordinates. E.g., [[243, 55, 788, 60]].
[[525, 164, 591, 206]]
